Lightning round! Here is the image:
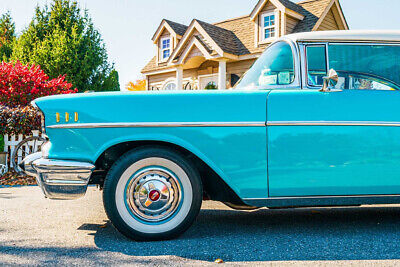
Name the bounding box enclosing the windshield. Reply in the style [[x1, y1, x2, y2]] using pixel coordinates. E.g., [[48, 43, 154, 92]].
[[235, 41, 295, 90]]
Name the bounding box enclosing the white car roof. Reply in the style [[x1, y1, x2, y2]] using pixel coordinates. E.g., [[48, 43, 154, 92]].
[[285, 30, 400, 43]]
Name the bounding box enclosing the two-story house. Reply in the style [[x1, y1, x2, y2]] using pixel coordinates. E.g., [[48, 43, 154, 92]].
[[141, 0, 348, 91]]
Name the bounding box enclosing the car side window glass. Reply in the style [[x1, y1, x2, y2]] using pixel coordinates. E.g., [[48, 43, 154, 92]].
[[328, 44, 400, 90], [306, 45, 327, 87], [235, 41, 295, 89]]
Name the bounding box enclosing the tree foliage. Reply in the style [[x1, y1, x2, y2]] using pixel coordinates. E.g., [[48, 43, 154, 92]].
[[126, 79, 146, 91], [12, 0, 120, 92], [0, 61, 77, 107], [0, 12, 16, 61]]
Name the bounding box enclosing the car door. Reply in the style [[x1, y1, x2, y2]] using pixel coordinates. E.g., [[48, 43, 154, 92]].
[[267, 42, 400, 197]]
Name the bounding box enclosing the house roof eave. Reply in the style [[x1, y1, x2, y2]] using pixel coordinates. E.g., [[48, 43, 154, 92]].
[[250, 0, 304, 21], [151, 19, 188, 43]]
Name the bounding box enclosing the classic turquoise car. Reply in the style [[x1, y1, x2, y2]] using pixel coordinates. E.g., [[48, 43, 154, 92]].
[[23, 30, 400, 241]]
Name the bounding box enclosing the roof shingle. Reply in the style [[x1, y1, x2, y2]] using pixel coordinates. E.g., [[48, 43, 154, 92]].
[[196, 20, 249, 56], [164, 19, 188, 36]]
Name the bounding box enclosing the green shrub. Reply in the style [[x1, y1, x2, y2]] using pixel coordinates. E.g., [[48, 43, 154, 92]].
[[205, 82, 218, 90], [0, 135, 4, 152]]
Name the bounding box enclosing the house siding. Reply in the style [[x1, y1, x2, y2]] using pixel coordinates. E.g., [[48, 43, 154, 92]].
[[227, 59, 256, 79], [286, 16, 299, 34], [186, 46, 203, 60], [148, 60, 257, 90], [318, 10, 340, 31], [148, 71, 175, 88]]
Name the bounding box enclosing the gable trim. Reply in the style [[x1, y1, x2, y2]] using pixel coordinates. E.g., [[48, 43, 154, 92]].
[[167, 20, 225, 65], [312, 0, 349, 31], [176, 37, 213, 65], [285, 8, 304, 21], [333, 0, 349, 30], [152, 20, 179, 43], [250, 0, 304, 21]]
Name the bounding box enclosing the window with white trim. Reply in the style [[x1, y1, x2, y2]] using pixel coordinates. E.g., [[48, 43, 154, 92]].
[[261, 13, 276, 41], [161, 37, 171, 61], [163, 81, 176, 90]]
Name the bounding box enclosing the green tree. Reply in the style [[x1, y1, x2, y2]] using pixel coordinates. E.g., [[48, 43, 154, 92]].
[[12, 0, 120, 92], [0, 12, 16, 61]]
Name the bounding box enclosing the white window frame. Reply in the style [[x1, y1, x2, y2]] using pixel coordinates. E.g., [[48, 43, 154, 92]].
[[162, 78, 177, 90], [160, 37, 171, 62], [260, 12, 277, 43]]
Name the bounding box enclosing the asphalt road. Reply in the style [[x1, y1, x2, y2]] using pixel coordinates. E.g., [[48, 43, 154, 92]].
[[2, 187, 400, 266]]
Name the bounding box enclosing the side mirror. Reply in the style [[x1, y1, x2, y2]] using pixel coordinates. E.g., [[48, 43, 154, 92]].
[[320, 69, 339, 92]]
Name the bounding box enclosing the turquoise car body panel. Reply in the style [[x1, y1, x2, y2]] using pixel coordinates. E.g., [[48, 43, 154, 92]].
[[34, 90, 270, 199], [32, 38, 400, 203], [267, 89, 400, 197]]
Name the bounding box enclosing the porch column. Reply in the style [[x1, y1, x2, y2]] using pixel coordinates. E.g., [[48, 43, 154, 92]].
[[176, 66, 183, 90], [218, 60, 227, 90]]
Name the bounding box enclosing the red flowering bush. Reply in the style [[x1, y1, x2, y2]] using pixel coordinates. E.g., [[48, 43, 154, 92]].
[[0, 61, 77, 107]]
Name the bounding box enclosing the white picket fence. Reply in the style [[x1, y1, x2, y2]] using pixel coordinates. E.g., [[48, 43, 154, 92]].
[[2, 130, 45, 172]]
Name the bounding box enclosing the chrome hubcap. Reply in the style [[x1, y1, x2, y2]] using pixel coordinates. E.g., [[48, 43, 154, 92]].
[[126, 168, 182, 222]]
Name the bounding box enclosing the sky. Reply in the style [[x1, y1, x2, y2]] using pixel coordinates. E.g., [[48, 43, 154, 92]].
[[1, 0, 400, 91]]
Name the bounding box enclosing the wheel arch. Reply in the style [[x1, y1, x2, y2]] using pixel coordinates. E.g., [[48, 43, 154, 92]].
[[93, 140, 246, 205]]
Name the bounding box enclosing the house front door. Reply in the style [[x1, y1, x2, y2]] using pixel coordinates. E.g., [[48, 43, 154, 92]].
[[199, 74, 218, 89]]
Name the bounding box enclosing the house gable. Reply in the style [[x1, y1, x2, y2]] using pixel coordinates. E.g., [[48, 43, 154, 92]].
[[313, 0, 349, 31], [152, 19, 189, 65], [167, 20, 242, 66], [176, 36, 214, 69], [251, 0, 306, 47], [251, 0, 305, 21]]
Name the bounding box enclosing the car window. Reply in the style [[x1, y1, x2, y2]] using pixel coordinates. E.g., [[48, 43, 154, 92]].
[[328, 44, 400, 90], [306, 45, 327, 87], [235, 41, 295, 89]]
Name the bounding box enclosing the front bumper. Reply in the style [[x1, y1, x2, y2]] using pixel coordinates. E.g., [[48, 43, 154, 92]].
[[22, 152, 95, 200]]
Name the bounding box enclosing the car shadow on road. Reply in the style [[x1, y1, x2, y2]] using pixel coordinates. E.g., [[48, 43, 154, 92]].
[[90, 206, 400, 262], [0, 193, 16, 199]]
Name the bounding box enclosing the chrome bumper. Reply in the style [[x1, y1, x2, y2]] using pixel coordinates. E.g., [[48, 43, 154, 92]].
[[22, 152, 95, 200]]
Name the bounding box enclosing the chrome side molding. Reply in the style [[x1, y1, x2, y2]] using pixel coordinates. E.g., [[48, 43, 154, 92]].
[[47, 121, 267, 129], [267, 121, 400, 127]]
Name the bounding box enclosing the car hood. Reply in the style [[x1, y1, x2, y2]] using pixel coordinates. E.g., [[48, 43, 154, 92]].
[[33, 90, 270, 128]]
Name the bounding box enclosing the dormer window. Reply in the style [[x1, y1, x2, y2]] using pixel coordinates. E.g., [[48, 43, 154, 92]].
[[161, 37, 171, 61], [261, 13, 276, 41]]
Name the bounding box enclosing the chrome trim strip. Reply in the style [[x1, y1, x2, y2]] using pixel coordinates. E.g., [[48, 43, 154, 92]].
[[267, 121, 400, 127], [244, 194, 400, 201], [45, 179, 88, 186], [47, 122, 267, 129]]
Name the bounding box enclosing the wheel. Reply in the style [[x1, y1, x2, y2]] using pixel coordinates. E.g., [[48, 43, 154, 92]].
[[12, 136, 46, 175], [103, 147, 203, 241]]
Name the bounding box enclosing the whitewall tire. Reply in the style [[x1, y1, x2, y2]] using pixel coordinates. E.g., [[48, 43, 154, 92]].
[[103, 147, 202, 241]]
